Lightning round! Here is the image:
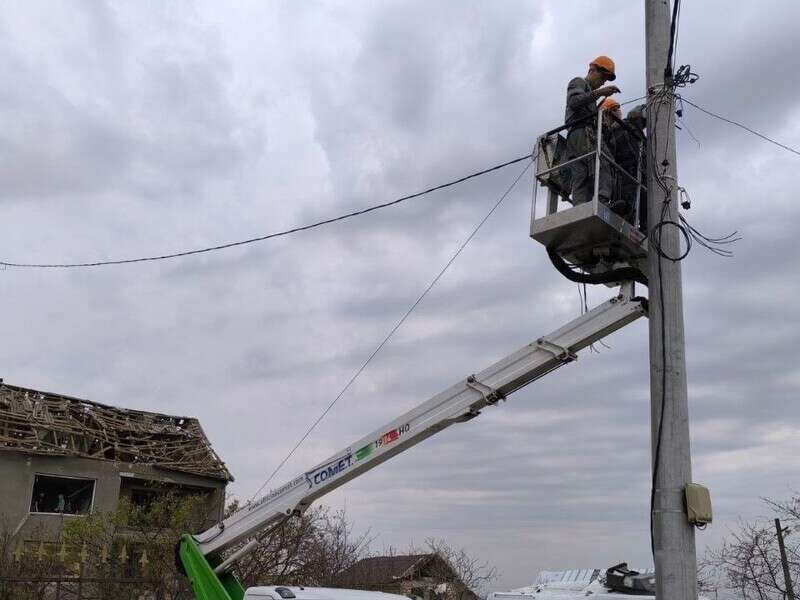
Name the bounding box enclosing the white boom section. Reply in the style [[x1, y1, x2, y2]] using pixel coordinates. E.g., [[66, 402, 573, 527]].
[[194, 291, 645, 559]]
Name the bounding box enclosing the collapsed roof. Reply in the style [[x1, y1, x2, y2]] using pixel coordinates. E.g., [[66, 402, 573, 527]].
[[0, 381, 232, 481]]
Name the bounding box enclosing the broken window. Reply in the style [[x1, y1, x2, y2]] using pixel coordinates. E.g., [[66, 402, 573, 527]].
[[29, 474, 95, 515]]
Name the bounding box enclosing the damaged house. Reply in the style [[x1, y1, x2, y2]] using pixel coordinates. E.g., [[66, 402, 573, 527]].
[[336, 554, 480, 600], [0, 381, 232, 541]]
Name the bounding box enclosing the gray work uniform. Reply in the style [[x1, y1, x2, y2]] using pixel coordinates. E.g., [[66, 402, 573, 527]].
[[564, 77, 612, 204], [610, 120, 646, 225]]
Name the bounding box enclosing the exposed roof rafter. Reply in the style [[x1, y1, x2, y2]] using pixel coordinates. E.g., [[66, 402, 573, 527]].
[[0, 382, 232, 482]]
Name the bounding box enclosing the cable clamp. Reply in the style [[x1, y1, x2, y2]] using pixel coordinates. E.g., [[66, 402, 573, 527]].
[[536, 338, 577, 363], [466, 375, 505, 405]]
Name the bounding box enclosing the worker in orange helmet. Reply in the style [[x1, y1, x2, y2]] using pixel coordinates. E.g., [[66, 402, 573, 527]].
[[600, 96, 635, 220], [599, 96, 623, 171], [600, 97, 622, 121], [609, 103, 648, 227], [563, 56, 620, 205]]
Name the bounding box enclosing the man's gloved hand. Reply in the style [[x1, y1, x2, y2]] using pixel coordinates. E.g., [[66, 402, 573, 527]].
[[594, 85, 621, 98]]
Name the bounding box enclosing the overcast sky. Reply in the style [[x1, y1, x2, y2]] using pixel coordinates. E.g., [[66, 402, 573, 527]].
[[1, 0, 799, 593]]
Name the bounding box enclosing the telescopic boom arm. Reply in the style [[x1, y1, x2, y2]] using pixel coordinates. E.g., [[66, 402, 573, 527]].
[[180, 287, 645, 591]]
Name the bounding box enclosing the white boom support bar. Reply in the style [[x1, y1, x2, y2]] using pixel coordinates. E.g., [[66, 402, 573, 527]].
[[194, 290, 646, 561]]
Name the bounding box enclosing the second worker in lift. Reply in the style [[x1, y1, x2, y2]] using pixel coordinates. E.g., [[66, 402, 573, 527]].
[[564, 55, 620, 205]]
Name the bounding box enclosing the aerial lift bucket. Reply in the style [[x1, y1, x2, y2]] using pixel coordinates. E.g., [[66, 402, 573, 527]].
[[530, 110, 648, 287]]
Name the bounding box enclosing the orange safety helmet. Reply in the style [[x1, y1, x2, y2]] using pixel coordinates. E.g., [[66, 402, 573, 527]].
[[600, 97, 621, 111], [590, 55, 616, 81]]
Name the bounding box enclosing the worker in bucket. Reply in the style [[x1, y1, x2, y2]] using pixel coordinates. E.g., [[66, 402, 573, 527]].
[[599, 96, 631, 219], [600, 97, 622, 122], [609, 103, 647, 227], [563, 55, 620, 205], [625, 104, 648, 232]]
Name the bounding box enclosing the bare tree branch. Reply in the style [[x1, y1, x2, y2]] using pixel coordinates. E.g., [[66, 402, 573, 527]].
[[703, 495, 800, 600]]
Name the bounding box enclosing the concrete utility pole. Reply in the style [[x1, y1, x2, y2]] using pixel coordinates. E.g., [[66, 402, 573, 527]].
[[645, 1, 697, 599], [775, 518, 796, 600]]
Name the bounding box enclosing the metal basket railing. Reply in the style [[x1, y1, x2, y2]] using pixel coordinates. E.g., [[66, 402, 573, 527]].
[[533, 107, 647, 230]]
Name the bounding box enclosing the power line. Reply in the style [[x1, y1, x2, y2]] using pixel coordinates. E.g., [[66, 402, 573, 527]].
[[676, 116, 701, 148], [681, 97, 800, 158], [249, 159, 533, 501], [621, 94, 647, 107], [0, 154, 532, 269]]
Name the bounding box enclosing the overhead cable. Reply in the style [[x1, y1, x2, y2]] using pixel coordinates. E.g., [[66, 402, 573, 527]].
[[621, 95, 648, 108], [249, 159, 533, 502], [681, 97, 800, 158], [0, 154, 532, 269]]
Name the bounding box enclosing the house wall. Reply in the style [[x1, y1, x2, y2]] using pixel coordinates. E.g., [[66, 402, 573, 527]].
[[0, 451, 226, 542]]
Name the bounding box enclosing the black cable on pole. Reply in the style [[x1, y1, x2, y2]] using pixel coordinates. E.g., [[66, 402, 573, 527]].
[[665, 0, 681, 78], [648, 84, 674, 561], [248, 159, 533, 501], [645, 80, 739, 560], [681, 97, 800, 158], [672, 0, 683, 72], [0, 154, 532, 269], [651, 225, 668, 560]]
